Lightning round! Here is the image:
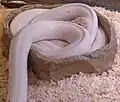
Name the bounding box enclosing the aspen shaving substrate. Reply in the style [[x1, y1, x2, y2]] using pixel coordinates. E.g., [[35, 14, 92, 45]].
[[1, 7, 120, 102]]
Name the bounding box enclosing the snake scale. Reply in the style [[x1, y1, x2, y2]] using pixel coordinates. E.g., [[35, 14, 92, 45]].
[[6, 3, 108, 102]]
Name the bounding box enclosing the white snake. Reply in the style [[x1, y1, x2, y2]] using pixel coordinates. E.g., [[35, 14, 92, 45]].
[[7, 3, 108, 102]]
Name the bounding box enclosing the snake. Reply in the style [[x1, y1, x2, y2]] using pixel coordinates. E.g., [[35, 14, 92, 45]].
[[6, 3, 108, 102]]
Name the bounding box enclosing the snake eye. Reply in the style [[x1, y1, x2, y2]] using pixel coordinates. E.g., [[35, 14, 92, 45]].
[[78, 23, 82, 26], [66, 10, 70, 13], [72, 17, 90, 29]]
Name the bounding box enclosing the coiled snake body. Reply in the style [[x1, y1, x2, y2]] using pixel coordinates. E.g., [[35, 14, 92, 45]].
[[7, 3, 108, 102]]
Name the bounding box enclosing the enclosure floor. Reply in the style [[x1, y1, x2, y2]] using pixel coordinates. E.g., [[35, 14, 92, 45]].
[[1, 7, 120, 102]]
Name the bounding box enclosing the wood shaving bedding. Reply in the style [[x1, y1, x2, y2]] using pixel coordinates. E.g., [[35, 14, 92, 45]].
[[0, 7, 120, 102]]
